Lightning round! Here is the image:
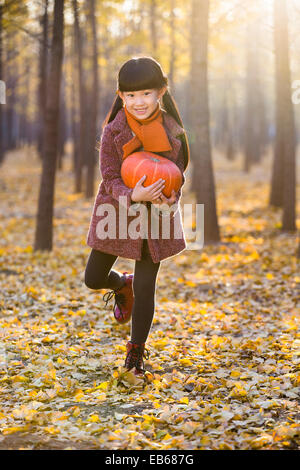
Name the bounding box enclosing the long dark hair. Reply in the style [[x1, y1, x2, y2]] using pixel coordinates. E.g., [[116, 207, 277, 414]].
[[102, 56, 190, 171]]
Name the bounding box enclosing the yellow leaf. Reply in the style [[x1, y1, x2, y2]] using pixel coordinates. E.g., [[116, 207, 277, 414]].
[[200, 435, 210, 445], [3, 426, 28, 435], [219, 442, 234, 450], [88, 414, 99, 423], [74, 390, 84, 401], [230, 370, 241, 378], [96, 393, 107, 401], [179, 358, 193, 366], [152, 339, 168, 350], [179, 397, 189, 405], [44, 426, 60, 435], [153, 379, 162, 388], [11, 375, 28, 383], [72, 407, 81, 417], [77, 309, 86, 316], [229, 385, 247, 398], [97, 381, 109, 391], [42, 336, 54, 343], [47, 369, 56, 380]]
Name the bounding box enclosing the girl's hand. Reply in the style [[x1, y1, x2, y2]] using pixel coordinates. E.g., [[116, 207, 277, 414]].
[[151, 189, 177, 207], [131, 175, 166, 203]]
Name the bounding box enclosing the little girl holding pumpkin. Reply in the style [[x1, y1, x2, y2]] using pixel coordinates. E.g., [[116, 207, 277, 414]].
[[85, 56, 190, 376]]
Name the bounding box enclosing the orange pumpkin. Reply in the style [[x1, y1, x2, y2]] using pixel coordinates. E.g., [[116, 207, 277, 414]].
[[121, 151, 182, 198]]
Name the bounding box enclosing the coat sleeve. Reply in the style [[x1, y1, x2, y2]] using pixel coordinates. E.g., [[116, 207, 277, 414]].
[[99, 125, 134, 210], [157, 140, 186, 220], [165, 143, 185, 218], [174, 142, 186, 205]]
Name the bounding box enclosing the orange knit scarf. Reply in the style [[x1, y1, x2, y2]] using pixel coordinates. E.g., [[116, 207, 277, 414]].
[[122, 103, 172, 160]]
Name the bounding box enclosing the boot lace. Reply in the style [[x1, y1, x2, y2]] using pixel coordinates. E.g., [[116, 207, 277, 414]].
[[125, 343, 150, 373], [102, 289, 126, 320]]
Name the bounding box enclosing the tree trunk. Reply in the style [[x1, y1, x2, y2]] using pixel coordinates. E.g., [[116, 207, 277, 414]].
[[190, 0, 220, 243], [270, 0, 286, 207], [271, 0, 296, 231], [244, 20, 257, 172], [70, 64, 79, 174], [5, 30, 18, 153], [72, 0, 85, 193], [244, 15, 267, 171], [85, 0, 99, 198], [37, 0, 49, 160], [0, 3, 4, 165], [34, 0, 64, 251], [19, 55, 30, 146], [57, 74, 67, 171], [221, 72, 236, 162], [256, 83, 268, 159]]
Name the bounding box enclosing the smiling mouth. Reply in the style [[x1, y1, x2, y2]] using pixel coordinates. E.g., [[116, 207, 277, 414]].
[[135, 109, 147, 112]]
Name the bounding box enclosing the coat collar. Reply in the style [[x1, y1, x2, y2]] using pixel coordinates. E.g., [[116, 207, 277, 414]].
[[109, 107, 184, 162]]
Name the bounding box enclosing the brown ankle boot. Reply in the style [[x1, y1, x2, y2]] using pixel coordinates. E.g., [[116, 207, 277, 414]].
[[102, 272, 134, 324], [124, 341, 149, 376]]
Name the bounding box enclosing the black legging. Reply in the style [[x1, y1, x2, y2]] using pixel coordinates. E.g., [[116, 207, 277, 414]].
[[84, 239, 161, 344]]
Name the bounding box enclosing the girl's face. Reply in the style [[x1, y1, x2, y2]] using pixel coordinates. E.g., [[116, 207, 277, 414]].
[[118, 87, 167, 119]]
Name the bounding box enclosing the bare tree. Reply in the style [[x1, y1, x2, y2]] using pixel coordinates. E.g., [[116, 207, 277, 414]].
[[72, 0, 85, 193], [244, 20, 258, 172], [34, 0, 64, 251], [244, 16, 267, 171], [85, 0, 99, 198], [57, 74, 67, 170], [70, 57, 79, 174], [0, 1, 4, 164], [37, 0, 49, 160], [190, 0, 220, 243], [270, 0, 296, 231]]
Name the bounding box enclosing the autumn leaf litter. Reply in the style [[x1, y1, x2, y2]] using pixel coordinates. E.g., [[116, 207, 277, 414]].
[[0, 150, 299, 449]]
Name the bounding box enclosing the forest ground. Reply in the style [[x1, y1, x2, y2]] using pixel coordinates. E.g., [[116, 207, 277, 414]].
[[0, 146, 299, 450]]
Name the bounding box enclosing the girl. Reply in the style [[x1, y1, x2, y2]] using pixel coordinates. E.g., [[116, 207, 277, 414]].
[[84, 56, 190, 377]]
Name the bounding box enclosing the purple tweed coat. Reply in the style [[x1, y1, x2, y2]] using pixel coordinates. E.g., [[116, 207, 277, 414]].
[[86, 107, 187, 263]]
